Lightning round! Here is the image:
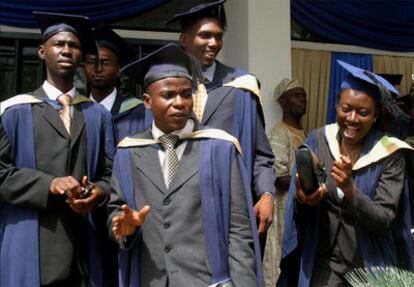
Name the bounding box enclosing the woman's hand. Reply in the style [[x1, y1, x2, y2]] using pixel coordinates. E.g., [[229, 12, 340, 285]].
[[295, 174, 328, 206], [331, 155, 355, 201]]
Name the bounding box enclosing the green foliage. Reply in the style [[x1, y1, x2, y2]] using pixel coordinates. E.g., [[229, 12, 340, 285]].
[[345, 266, 414, 287]]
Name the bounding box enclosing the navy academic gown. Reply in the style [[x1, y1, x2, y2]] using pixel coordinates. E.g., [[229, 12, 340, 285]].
[[201, 61, 275, 199], [110, 93, 153, 142], [282, 125, 414, 287], [0, 89, 115, 286], [110, 126, 263, 287]]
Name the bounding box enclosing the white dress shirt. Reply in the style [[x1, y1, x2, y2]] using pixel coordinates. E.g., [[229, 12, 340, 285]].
[[90, 88, 117, 112], [202, 61, 216, 83], [42, 80, 76, 101], [151, 119, 195, 187], [42, 80, 76, 114]]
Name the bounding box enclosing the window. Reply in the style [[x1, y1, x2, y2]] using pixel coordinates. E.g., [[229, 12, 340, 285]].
[[0, 37, 170, 101], [0, 38, 43, 102]]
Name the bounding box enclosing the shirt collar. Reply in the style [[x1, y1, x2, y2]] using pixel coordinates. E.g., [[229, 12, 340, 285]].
[[42, 80, 76, 101], [202, 61, 216, 83], [151, 119, 195, 141], [90, 88, 117, 112]]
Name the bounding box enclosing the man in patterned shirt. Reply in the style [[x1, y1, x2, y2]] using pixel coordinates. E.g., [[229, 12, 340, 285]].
[[263, 78, 307, 287]]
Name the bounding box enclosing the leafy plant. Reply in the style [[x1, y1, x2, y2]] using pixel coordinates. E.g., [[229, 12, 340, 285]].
[[345, 266, 414, 287]]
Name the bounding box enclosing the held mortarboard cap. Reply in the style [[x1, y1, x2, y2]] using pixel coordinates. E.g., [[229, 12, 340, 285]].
[[338, 60, 411, 121], [120, 43, 192, 88], [33, 11, 96, 55], [93, 24, 136, 66], [164, 0, 227, 29], [338, 60, 400, 98]]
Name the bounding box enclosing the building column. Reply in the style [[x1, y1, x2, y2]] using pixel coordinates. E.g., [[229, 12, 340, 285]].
[[220, 0, 291, 131]]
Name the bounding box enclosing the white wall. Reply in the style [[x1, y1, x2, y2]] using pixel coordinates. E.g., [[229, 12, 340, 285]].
[[221, 0, 292, 132]]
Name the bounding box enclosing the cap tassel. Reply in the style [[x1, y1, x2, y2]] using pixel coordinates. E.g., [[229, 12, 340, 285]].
[[363, 71, 412, 122]]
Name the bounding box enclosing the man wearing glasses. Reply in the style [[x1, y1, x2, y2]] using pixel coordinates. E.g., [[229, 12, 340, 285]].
[[84, 24, 151, 141]]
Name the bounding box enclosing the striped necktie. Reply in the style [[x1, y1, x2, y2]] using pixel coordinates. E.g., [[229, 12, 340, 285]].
[[57, 94, 72, 135], [158, 134, 180, 187]]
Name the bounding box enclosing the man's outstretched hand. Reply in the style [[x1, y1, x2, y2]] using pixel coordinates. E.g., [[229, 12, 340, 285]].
[[112, 204, 151, 240]]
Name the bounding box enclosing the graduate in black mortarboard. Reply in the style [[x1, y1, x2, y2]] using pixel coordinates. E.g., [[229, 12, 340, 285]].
[[107, 42, 263, 287], [165, 0, 276, 253], [0, 11, 115, 287], [85, 24, 135, 114], [84, 24, 152, 142], [281, 60, 414, 287]]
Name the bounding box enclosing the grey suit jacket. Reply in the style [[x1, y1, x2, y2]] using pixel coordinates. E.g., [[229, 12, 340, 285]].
[[108, 128, 258, 287]]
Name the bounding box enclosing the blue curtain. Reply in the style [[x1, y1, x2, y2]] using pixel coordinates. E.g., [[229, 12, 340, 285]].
[[0, 0, 168, 27], [292, 0, 414, 52], [326, 52, 373, 124]]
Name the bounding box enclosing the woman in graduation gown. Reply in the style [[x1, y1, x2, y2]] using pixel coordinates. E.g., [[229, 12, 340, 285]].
[[281, 60, 414, 287]]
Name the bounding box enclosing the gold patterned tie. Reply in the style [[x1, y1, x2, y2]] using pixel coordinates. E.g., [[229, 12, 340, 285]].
[[193, 83, 208, 122], [158, 134, 180, 187], [57, 94, 72, 135]]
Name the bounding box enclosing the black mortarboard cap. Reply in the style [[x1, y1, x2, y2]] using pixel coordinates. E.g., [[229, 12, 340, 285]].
[[164, 0, 227, 29], [338, 60, 411, 121], [33, 11, 96, 55], [93, 24, 136, 66], [120, 43, 193, 88], [377, 73, 403, 87]]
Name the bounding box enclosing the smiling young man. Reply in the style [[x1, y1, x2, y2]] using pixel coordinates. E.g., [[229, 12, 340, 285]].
[[107, 43, 263, 287], [165, 0, 276, 238], [0, 12, 115, 286]]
